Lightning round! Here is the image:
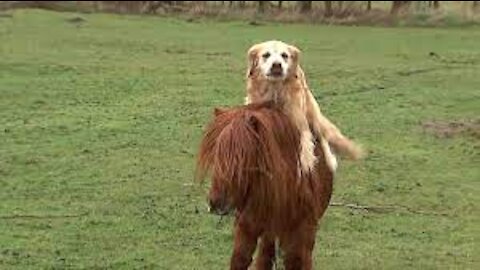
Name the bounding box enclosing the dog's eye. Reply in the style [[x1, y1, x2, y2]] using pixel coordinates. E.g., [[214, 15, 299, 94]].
[[281, 53, 289, 60], [262, 52, 271, 59]]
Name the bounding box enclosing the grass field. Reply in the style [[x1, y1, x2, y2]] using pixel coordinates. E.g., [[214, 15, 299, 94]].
[[1, 9, 479, 270]]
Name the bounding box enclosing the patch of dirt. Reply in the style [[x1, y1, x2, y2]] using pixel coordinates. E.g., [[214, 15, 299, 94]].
[[248, 20, 265, 26], [65, 16, 86, 24], [0, 13, 13, 18], [164, 48, 187, 54], [421, 119, 480, 139], [206, 51, 231, 56]]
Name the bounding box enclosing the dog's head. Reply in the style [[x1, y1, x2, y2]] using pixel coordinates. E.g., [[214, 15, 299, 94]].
[[246, 40, 301, 82]]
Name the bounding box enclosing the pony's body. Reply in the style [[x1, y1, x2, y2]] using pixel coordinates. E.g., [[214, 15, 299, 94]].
[[196, 102, 334, 270]]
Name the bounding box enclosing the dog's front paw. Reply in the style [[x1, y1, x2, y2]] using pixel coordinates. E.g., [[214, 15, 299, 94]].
[[298, 146, 317, 178], [297, 131, 317, 178], [301, 151, 316, 171]]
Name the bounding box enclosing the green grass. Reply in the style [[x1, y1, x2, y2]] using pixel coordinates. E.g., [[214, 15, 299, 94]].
[[1, 9, 479, 270]]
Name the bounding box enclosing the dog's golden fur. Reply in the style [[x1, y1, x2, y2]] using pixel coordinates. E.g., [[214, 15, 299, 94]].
[[245, 40, 363, 174]]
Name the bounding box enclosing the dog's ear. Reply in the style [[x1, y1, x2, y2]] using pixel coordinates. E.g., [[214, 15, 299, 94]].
[[287, 44, 301, 64], [246, 44, 260, 78], [287, 44, 301, 78]]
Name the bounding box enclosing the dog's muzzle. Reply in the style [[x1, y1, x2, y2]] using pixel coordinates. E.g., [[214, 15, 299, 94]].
[[268, 62, 283, 77]]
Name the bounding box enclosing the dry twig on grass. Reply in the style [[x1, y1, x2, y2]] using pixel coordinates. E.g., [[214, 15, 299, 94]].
[[329, 202, 450, 216], [0, 212, 88, 220]]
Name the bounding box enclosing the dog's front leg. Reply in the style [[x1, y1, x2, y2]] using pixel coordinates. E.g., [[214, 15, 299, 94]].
[[285, 104, 317, 176], [299, 127, 317, 175], [244, 95, 251, 105]]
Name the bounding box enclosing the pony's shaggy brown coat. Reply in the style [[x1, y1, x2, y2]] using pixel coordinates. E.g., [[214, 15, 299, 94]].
[[196, 102, 333, 270]]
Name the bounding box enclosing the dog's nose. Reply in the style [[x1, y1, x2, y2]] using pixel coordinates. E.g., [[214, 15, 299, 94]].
[[272, 62, 282, 70], [270, 62, 283, 76]]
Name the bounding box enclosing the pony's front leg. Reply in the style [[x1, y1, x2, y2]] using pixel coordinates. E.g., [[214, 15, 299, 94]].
[[254, 235, 276, 270], [230, 217, 261, 270], [280, 224, 316, 270]]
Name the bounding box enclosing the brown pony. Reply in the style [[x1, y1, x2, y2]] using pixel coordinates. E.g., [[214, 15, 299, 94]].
[[196, 101, 334, 270]]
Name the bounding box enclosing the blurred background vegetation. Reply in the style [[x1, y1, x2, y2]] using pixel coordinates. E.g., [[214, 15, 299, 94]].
[[1, 1, 480, 27]]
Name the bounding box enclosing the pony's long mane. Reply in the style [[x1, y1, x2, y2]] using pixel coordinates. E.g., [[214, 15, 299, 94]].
[[196, 102, 332, 231]]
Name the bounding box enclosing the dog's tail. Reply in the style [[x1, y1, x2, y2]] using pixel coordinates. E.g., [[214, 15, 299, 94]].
[[328, 135, 365, 161]]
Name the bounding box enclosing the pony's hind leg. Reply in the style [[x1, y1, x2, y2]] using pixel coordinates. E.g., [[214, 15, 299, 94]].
[[230, 217, 261, 270], [254, 235, 276, 270]]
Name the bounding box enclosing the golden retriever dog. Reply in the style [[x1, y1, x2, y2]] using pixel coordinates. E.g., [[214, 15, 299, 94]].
[[244, 40, 363, 174]]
